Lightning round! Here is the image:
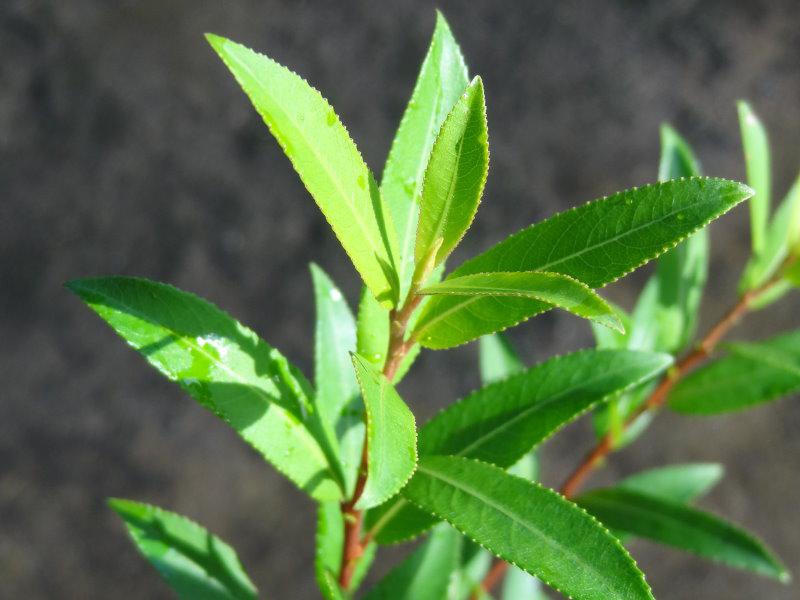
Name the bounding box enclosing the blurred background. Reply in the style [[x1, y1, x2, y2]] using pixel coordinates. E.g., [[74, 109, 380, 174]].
[[3, 0, 800, 598]]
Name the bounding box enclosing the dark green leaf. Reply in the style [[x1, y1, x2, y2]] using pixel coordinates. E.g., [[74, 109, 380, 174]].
[[363, 523, 461, 600], [402, 456, 654, 600], [415, 77, 488, 276], [366, 349, 671, 543], [738, 101, 771, 255], [669, 330, 800, 414], [66, 277, 342, 501], [352, 354, 417, 509], [207, 35, 398, 306], [108, 499, 257, 600], [413, 178, 751, 348], [418, 271, 624, 336], [381, 11, 469, 301], [577, 488, 789, 582]]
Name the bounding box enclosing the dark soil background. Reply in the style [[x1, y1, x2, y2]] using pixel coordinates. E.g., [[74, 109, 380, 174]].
[[2, 1, 800, 598]]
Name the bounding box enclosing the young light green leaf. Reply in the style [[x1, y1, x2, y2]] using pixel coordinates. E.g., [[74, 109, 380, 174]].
[[366, 349, 672, 543], [658, 124, 702, 182], [577, 488, 789, 582], [207, 34, 398, 307], [479, 332, 524, 385], [669, 330, 800, 414], [741, 172, 800, 292], [363, 523, 461, 600], [738, 101, 771, 256], [381, 11, 469, 302], [419, 271, 624, 334], [108, 499, 257, 600], [617, 463, 724, 504], [402, 456, 654, 600], [311, 265, 362, 496], [315, 502, 343, 599], [415, 77, 488, 277], [449, 540, 493, 600], [590, 301, 631, 350], [352, 354, 417, 509], [413, 178, 752, 348], [66, 277, 342, 501]]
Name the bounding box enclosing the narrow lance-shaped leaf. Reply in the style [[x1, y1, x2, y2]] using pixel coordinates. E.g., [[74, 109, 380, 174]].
[[366, 349, 671, 543], [738, 100, 771, 256], [363, 523, 461, 600], [109, 499, 258, 600], [741, 172, 800, 293], [311, 265, 362, 496], [402, 456, 654, 600], [415, 77, 489, 278], [669, 329, 800, 414], [352, 354, 417, 509], [479, 332, 524, 384], [207, 35, 398, 307], [419, 271, 623, 333], [381, 11, 469, 301], [577, 488, 789, 582], [617, 463, 724, 504], [66, 277, 342, 501], [413, 178, 752, 348]]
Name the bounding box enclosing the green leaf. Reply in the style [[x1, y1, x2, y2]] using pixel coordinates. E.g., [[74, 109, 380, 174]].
[[315, 502, 343, 599], [413, 178, 752, 348], [402, 456, 654, 600], [366, 349, 672, 544], [381, 11, 469, 302], [66, 277, 342, 501], [669, 330, 800, 414], [207, 34, 398, 307], [741, 172, 800, 292], [311, 265, 362, 496], [318, 570, 348, 600], [616, 463, 724, 504], [658, 124, 702, 182], [479, 333, 524, 385], [419, 271, 624, 335], [449, 540, 493, 600], [738, 101, 771, 256], [108, 499, 257, 600], [590, 301, 631, 350], [364, 523, 461, 600], [577, 488, 789, 582], [415, 77, 488, 278], [351, 354, 417, 509]]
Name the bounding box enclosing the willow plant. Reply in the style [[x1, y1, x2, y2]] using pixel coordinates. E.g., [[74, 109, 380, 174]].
[[68, 12, 798, 600]]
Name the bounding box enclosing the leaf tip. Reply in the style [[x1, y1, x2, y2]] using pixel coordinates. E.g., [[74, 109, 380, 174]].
[[204, 32, 228, 54]]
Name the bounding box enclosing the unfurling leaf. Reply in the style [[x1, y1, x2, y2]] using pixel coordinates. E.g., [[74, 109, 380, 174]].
[[578, 488, 789, 582], [351, 354, 417, 509], [402, 456, 654, 600], [415, 77, 489, 278], [413, 178, 752, 348], [109, 499, 257, 600], [669, 330, 800, 414], [738, 101, 771, 256], [418, 271, 623, 337], [366, 349, 671, 543], [66, 277, 342, 501], [381, 11, 469, 302], [207, 34, 398, 307]]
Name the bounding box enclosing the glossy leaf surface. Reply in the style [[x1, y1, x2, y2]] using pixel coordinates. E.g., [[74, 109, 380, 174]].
[[207, 35, 398, 306], [669, 330, 800, 414], [67, 277, 342, 501], [738, 101, 771, 255], [578, 488, 789, 582], [381, 12, 469, 300], [109, 499, 257, 600], [414, 178, 751, 348], [352, 354, 417, 509], [402, 456, 654, 600], [367, 349, 671, 543], [419, 271, 623, 335], [415, 77, 488, 274]]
